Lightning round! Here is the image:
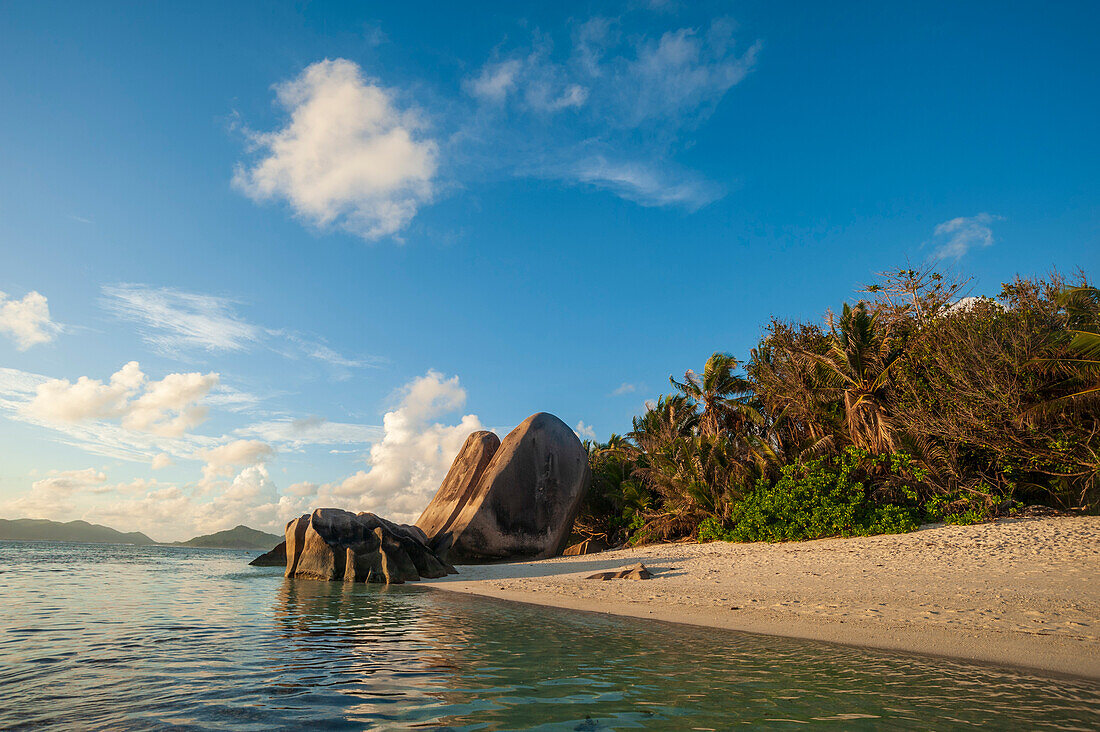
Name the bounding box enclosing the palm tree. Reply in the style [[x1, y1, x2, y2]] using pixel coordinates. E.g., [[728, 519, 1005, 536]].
[[629, 394, 698, 451], [1033, 285, 1100, 414], [795, 302, 904, 454], [670, 352, 758, 436]]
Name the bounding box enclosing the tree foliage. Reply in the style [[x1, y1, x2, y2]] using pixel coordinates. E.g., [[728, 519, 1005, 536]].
[[577, 266, 1097, 546]]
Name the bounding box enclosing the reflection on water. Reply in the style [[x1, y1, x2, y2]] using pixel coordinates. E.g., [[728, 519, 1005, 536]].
[[1, 541, 1098, 730]]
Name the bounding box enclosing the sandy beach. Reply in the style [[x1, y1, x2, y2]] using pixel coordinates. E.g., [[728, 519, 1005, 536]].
[[423, 516, 1100, 679]]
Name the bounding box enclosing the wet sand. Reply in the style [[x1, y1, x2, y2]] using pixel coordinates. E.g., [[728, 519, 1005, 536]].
[[421, 516, 1100, 679]]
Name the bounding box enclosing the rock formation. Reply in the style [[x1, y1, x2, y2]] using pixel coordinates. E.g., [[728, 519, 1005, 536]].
[[585, 563, 653, 581], [249, 540, 287, 566], [255, 411, 589, 578], [414, 430, 500, 542], [416, 412, 591, 562], [284, 508, 456, 584]]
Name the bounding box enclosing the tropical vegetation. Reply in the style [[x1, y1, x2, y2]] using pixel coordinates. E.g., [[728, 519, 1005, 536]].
[[575, 267, 1098, 546]]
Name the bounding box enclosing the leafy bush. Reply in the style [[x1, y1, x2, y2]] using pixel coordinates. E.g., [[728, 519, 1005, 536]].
[[720, 449, 922, 542]]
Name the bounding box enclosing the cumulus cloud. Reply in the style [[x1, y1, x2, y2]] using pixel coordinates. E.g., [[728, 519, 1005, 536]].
[[0, 290, 61, 350], [295, 370, 485, 524], [235, 58, 438, 240], [574, 420, 597, 441], [196, 439, 274, 482], [0, 370, 494, 540], [612, 382, 637, 396], [74, 467, 300, 541], [26, 362, 218, 438], [932, 213, 1001, 259], [463, 16, 759, 209], [151, 453, 173, 470], [0, 366, 218, 462], [1, 468, 107, 517]]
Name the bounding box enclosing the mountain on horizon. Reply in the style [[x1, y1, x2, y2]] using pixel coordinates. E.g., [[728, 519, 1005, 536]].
[[174, 524, 282, 550], [0, 518, 156, 545]]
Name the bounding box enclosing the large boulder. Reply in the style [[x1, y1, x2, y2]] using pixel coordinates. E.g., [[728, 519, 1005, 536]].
[[284, 508, 455, 584], [423, 412, 591, 562], [415, 430, 500, 544]]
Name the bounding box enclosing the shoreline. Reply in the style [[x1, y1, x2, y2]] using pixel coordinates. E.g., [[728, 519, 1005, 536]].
[[421, 516, 1100, 680]]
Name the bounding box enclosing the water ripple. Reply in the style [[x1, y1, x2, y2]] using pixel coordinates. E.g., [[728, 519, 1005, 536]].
[[0, 541, 1098, 730]]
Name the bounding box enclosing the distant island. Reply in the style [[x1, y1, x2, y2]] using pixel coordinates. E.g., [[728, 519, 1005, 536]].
[[0, 518, 281, 550], [171, 525, 282, 550], [0, 518, 156, 545]]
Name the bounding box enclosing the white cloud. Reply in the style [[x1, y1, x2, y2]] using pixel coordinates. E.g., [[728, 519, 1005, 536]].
[[26, 362, 218, 438], [102, 284, 260, 354], [1, 468, 107, 517], [621, 21, 759, 127], [0, 365, 219, 462], [0, 290, 61, 350], [235, 58, 438, 241], [612, 382, 637, 396], [574, 420, 597, 441], [70, 468, 301, 542], [237, 416, 382, 449], [122, 371, 219, 436], [932, 213, 1001, 259], [467, 59, 523, 103], [572, 157, 722, 209], [298, 370, 485, 524], [462, 17, 758, 210], [101, 284, 375, 373], [26, 361, 144, 422], [151, 453, 173, 470], [0, 371, 488, 540], [196, 439, 274, 482]]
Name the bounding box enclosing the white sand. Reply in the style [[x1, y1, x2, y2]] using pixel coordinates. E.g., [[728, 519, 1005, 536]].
[[421, 516, 1100, 679]]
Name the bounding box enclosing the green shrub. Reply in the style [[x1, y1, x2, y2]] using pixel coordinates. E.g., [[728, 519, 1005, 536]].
[[727, 448, 921, 542]]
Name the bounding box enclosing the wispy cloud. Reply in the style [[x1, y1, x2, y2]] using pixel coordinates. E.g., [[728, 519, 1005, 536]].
[[101, 283, 378, 372], [236, 416, 383, 449], [0, 290, 62, 350], [932, 213, 1002, 259], [573, 157, 722, 210], [611, 382, 638, 396], [102, 284, 260, 353], [234, 58, 438, 241], [460, 15, 759, 210]]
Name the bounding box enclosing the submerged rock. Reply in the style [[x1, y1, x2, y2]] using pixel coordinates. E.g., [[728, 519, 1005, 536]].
[[284, 508, 456, 585], [248, 540, 287, 567], [419, 412, 591, 563], [585, 563, 653, 581]]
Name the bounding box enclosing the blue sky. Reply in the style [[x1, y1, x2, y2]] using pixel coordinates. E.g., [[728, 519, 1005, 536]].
[[0, 1, 1096, 539]]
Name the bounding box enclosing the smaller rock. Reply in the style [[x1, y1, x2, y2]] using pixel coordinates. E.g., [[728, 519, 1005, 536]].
[[584, 563, 653, 581], [563, 538, 608, 556], [249, 541, 287, 567]]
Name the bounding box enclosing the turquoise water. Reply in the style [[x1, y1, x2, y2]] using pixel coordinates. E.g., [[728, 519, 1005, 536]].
[[0, 542, 1097, 730]]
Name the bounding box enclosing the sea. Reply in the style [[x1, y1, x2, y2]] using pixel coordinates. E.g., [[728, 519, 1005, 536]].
[[1, 541, 1097, 730]]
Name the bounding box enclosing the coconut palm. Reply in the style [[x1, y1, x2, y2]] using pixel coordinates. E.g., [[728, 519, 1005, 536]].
[[670, 352, 759, 436], [794, 302, 904, 454]]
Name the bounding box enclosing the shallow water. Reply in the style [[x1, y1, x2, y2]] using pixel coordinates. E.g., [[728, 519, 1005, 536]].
[[0, 541, 1097, 730]]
